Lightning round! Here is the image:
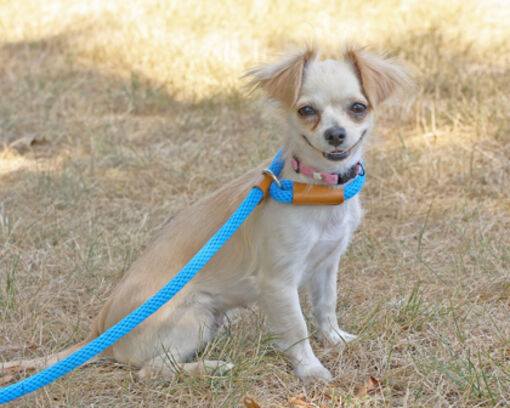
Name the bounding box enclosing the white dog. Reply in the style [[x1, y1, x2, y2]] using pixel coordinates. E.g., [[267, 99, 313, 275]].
[[2, 46, 407, 383]]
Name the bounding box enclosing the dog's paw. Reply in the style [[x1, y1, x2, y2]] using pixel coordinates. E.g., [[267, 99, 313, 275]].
[[203, 360, 234, 375], [137, 366, 165, 380], [137, 360, 233, 380], [137, 365, 177, 380], [322, 328, 357, 346], [294, 360, 332, 383]]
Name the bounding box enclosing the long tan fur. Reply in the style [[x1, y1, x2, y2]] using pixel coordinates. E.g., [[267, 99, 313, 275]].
[[344, 47, 409, 106], [246, 46, 318, 107], [1, 163, 268, 375]]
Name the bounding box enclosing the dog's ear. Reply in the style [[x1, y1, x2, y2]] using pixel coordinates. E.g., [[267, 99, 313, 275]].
[[345, 48, 409, 107], [246, 47, 318, 107]]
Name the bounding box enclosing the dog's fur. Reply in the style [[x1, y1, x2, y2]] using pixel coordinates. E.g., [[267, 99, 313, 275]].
[[1, 46, 407, 383]]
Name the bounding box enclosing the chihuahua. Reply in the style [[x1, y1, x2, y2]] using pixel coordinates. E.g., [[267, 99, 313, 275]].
[[2, 46, 407, 383]]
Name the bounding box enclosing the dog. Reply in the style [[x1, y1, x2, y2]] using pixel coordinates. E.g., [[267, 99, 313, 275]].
[[1, 46, 407, 383]]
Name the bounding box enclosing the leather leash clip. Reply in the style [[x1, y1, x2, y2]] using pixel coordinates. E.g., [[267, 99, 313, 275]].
[[253, 168, 282, 199]]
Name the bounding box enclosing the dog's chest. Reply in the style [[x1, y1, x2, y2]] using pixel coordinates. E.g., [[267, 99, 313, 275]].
[[261, 196, 362, 262], [304, 198, 361, 255]]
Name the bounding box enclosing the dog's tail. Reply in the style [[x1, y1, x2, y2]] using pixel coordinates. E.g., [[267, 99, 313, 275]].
[[0, 331, 99, 379]]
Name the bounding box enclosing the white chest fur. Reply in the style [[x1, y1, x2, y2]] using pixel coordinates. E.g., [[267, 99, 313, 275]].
[[253, 192, 362, 286]]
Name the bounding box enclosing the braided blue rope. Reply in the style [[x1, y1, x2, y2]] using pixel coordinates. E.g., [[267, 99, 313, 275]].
[[0, 152, 285, 404], [0, 151, 365, 404], [343, 163, 366, 199]]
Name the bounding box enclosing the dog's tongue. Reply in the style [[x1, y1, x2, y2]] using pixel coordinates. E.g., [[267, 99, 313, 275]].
[[332, 149, 344, 153]]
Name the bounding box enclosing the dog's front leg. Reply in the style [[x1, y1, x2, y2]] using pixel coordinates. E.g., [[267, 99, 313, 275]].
[[257, 278, 332, 383], [307, 261, 357, 345]]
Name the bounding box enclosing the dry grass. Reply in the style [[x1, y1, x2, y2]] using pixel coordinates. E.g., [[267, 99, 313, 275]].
[[0, 0, 509, 406]]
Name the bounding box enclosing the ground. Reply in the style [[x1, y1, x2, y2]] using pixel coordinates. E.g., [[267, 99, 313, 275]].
[[0, 0, 509, 407]]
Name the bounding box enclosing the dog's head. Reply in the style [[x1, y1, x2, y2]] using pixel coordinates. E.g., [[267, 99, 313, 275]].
[[248, 46, 409, 172]]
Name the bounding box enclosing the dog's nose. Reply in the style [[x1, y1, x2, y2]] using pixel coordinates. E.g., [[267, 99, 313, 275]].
[[324, 127, 346, 147]]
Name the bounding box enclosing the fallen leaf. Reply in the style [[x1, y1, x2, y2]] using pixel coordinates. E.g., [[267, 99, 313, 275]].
[[29, 136, 47, 147], [288, 395, 315, 408], [355, 376, 382, 397], [4, 365, 36, 374], [9, 136, 47, 153], [0, 374, 15, 385], [243, 396, 261, 408], [0, 343, 39, 353]]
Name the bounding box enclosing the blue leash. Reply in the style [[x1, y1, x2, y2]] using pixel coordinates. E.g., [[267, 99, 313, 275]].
[[0, 150, 365, 404]]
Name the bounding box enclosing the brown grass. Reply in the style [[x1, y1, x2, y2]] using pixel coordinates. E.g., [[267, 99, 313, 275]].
[[0, 0, 509, 406]]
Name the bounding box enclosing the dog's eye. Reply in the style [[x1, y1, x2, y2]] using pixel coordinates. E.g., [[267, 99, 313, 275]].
[[350, 103, 367, 114], [297, 106, 317, 117]]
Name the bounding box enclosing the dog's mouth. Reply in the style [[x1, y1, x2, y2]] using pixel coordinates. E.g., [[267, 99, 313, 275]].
[[323, 149, 349, 161], [301, 132, 367, 162]]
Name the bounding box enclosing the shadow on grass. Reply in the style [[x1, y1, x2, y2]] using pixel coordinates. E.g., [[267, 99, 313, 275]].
[[0, 29, 249, 146], [0, 28, 265, 196]]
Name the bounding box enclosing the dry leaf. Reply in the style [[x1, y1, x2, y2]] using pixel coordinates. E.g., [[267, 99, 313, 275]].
[[4, 365, 35, 374], [29, 137, 47, 147], [355, 376, 382, 397], [0, 343, 39, 353], [0, 374, 15, 385], [10, 136, 47, 153], [288, 395, 315, 408], [243, 397, 261, 408]]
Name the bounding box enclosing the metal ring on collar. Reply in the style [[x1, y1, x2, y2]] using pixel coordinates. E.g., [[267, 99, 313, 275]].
[[262, 168, 282, 188]]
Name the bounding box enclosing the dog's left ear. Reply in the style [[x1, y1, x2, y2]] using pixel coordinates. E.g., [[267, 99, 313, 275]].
[[345, 48, 409, 107], [246, 47, 318, 107]]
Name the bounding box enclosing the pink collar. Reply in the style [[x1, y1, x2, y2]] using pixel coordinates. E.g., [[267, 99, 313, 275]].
[[291, 156, 361, 185]]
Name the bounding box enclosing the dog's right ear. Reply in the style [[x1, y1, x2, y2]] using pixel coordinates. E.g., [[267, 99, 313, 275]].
[[246, 47, 318, 107]]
